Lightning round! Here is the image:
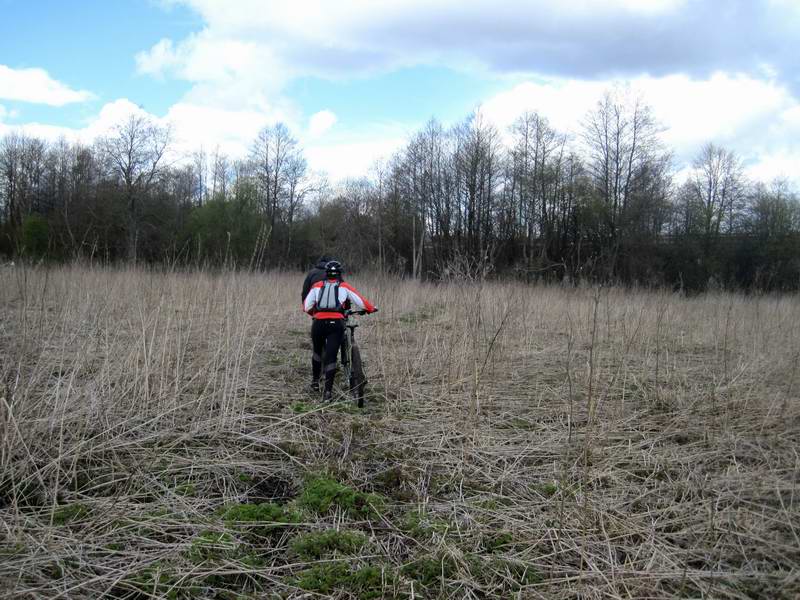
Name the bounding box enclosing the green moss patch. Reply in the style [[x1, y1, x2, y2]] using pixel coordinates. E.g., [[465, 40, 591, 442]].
[[291, 401, 314, 414], [220, 502, 302, 527], [468, 555, 543, 590], [123, 564, 200, 600], [481, 531, 514, 553], [534, 482, 558, 497], [292, 562, 396, 599], [402, 553, 458, 589], [290, 529, 368, 560], [403, 552, 541, 593], [51, 503, 89, 525], [401, 509, 451, 539], [298, 475, 383, 518], [187, 530, 238, 563]]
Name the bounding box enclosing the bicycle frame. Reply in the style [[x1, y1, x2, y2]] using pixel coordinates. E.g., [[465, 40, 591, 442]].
[[341, 310, 367, 406]]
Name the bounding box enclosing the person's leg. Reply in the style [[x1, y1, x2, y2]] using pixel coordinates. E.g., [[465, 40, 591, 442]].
[[310, 320, 324, 391], [340, 332, 349, 367], [322, 320, 345, 399]]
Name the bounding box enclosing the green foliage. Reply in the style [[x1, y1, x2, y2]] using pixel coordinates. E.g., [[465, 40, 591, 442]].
[[187, 530, 237, 563], [290, 529, 368, 560], [174, 482, 196, 497], [239, 552, 265, 569], [504, 558, 542, 586], [0, 542, 25, 559], [298, 475, 383, 518], [51, 503, 89, 525], [535, 482, 558, 497], [291, 401, 313, 414], [292, 562, 395, 599], [402, 552, 541, 593], [481, 531, 514, 553], [21, 214, 48, 257], [220, 502, 302, 529], [125, 564, 200, 600], [186, 190, 264, 265], [401, 553, 458, 589], [466, 555, 542, 590], [401, 509, 451, 539], [372, 465, 413, 500]]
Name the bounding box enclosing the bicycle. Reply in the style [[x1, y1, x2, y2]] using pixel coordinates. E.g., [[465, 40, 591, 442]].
[[340, 308, 376, 408]]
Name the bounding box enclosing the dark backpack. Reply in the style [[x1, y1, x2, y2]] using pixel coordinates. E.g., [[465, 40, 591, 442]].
[[302, 268, 327, 302]]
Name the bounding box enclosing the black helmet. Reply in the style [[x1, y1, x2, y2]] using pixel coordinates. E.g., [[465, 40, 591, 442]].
[[325, 260, 343, 279]]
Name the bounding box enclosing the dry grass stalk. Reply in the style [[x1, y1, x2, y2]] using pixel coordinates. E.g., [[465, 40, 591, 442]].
[[0, 263, 798, 599]]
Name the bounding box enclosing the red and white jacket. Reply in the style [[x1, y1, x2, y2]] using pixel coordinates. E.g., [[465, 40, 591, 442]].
[[303, 279, 377, 320]]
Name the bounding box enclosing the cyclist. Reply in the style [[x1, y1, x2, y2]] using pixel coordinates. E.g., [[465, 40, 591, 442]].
[[303, 260, 377, 401], [301, 255, 334, 302]]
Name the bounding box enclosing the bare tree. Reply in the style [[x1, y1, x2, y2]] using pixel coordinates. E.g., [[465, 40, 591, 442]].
[[509, 112, 566, 264], [192, 147, 207, 207], [249, 123, 313, 262], [453, 110, 502, 264], [0, 133, 49, 251], [100, 114, 171, 261], [0, 134, 23, 238], [211, 147, 229, 199], [283, 153, 315, 260], [403, 118, 456, 277], [747, 179, 799, 239], [250, 123, 294, 231], [582, 88, 666, 244], [690, 142, 745, 242]]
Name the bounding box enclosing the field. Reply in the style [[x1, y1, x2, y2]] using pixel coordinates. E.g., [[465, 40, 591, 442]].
[[1, 265, 799, 599]]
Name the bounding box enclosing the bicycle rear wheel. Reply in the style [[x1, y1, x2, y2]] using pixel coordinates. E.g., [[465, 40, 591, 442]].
[[349, 345, 367, 408]]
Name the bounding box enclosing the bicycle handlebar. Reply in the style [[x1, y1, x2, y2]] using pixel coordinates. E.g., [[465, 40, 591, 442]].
[[345, 308, 378, 316]]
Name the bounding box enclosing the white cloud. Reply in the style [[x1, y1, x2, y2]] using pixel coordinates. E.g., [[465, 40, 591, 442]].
[[637, 73, 788, 152], [123, 0, 800, 184], [0, 99, 156, 145], [481, 78, 605, 134], [5, 73, 797, 186], [146, 0, 795, 89], [480, 72, 800, 186], [745, 152, 800, 184], [135, 38, 182, 79], [84, 99, 153, 139], [0, 65, 94, 105], [136, 30, 287, 94], [5, 1, 800, 186], [0, 95, 316, 174], [164, 102, 283, 156], [305, 136, 407, 181], [0, 120, 81, 142], [308, 110, 337, 137]]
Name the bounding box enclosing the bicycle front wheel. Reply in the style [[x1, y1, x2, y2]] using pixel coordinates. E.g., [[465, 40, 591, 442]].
[[349, 345, 367, 408]]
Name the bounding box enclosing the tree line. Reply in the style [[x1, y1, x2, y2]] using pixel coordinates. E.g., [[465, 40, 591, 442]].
[[2, 89, 799, 291]]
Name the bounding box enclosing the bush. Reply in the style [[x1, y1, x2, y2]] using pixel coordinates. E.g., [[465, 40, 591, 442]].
[[290, 529, 367, 560], [21, 214, 48, 257], [292, 562, 395, 599], [298, 475, 383, 519], [219, 502, 302, 537]]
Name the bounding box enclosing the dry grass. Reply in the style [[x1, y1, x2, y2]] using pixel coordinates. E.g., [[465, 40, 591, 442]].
[[1, 264, 799, 599]]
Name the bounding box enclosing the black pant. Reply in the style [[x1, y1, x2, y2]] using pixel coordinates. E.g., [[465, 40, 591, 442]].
[[311, 319, 345, 392]]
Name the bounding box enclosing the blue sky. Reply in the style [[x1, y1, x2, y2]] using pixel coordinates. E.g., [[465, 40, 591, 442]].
[[1, 0, 800, 183], [0, 1, 196, 117]]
